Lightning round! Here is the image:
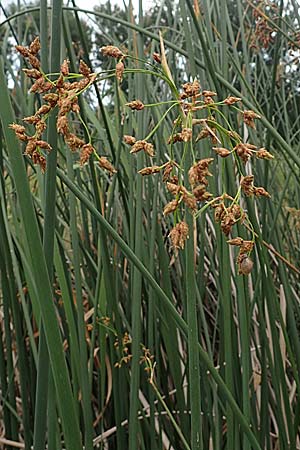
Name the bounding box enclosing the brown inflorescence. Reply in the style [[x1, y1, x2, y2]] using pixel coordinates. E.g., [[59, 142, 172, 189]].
[[11, 38, 105, 171], [169, 221, 189, 250]]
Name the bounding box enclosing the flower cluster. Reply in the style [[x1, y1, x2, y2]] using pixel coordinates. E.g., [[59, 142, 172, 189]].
[[100, 43, 274, 274], [250, 1, 278, 51], [10, 38, 116, 174]]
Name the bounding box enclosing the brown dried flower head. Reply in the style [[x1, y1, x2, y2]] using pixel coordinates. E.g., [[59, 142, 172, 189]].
[[243, 110, 261, 129], [138, 166, 161, 176], [79, 60, 91, 77], [116, 61, 125, 82], [255, 148, 274, 160], [253, 187, 271, 198], [60, 59, 70, 77], [181, 79, 201, 98], [163, 199, 179, 216], [80, 143, 94, 165], [98, 156, 117, 174], [181, 127, 192, 142], [126, 100, 144, 111], [213, 147, 231, 158], [234, 143, 257, 163], [202, 90, 217, 97], [223, 96, 242, 105], [153, 52, 161, 64], [169, 221, 189, 250], [65, 133, 85, 151], [100, 45, 124, 59], [240, 175, 255, 196], [130, 140, 154, 157], [123, 135, 136, 145], [29, 37, 41, 55], [22, 68, 42, 79], [238, 254, 254, 275]]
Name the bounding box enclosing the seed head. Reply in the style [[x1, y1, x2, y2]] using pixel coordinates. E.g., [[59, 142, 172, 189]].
[[153, 52, 161, 63], [56, 115, 69, 135], [243, 110, 261, 129], [126, 100, 144, 111], [80, 143, 94, 165], [130, 140, 154, 157], [138, 166, 161, 176], [181, 79, 201, 98], [22, 68, 42, 79], [60, 59, 70, 76], [28, 54, 41, 70], [227, 237, 244, 246], [241, 175, 255, 196], [36, 140, 52, 151], [32, 150, 46, 172], [169, 221, 189, 250], [238, 254, 254, 275], [98, 156, 117, 174], [116, 61, 125, 81], [255, 148, 274, 160], [43, 93, 59, 107], [163, 199, 179, 216], [100, 45, 124, 58], [123, 135, 136, 145], [253, 187, 271, 198], [79, 60, 91, 77], [202, 90, 217, 97], [65, 133, 85, 151], [223, 96, 242, 105], [29, 37, 41, 55], [213, 147, 231, 158]]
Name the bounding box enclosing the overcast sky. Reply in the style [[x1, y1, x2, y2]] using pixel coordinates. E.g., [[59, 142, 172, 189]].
[[0, 0, 155, 21]]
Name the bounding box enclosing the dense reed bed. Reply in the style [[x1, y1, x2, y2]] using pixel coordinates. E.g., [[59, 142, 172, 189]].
[[0, 1, 299, 449]]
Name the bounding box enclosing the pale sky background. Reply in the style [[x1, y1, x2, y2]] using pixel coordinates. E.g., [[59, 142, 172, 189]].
[[0, 0, 155, 22]]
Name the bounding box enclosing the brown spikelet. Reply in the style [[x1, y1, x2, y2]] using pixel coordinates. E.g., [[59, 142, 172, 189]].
[[138, 166, 161, 176], [98, 156, 117, 174], [130, 140, 154, 157], [243, 110, 261, 129], [153, 52, 161, 63], [80, 143, 94, 165], [255, 148, 274, 160], [28, 54, 41, 70], [61, 59, 70, 76], [43, 93, 59, 107], [16, 45, 30, 57], [223, 96, 242, 105], [36, 104, 51, 116], [213, 147, 231, 157], [65, 133, 85, 151], [116, 61, 125, 82], [79, 60, 91, 77], [56, 115, 69, 135], [169, 221, 189, 250], [22, 68, 42, 79], [163, 199, 179, 216], [126, 100, 144, 110], [29, 37, 41, 55], [36, 140, 52, 151], [123, 135, 136, 145], [100, 45, 124, 58]]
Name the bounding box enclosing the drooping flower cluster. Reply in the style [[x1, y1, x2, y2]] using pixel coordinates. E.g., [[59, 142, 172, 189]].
[[10, 38, 116, 174], [99, 43, 274, 274]]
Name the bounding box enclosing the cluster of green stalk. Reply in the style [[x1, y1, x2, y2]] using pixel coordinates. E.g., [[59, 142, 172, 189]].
[[0, 1, 299, 450]]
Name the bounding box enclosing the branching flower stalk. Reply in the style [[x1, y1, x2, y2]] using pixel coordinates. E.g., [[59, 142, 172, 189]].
[[10, 37, 274, 275], [102, 42, 273, 274], [10, 37, 116, 175]]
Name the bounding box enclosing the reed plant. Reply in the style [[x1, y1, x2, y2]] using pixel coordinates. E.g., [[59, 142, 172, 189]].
[[0, 1, 299, 449]]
